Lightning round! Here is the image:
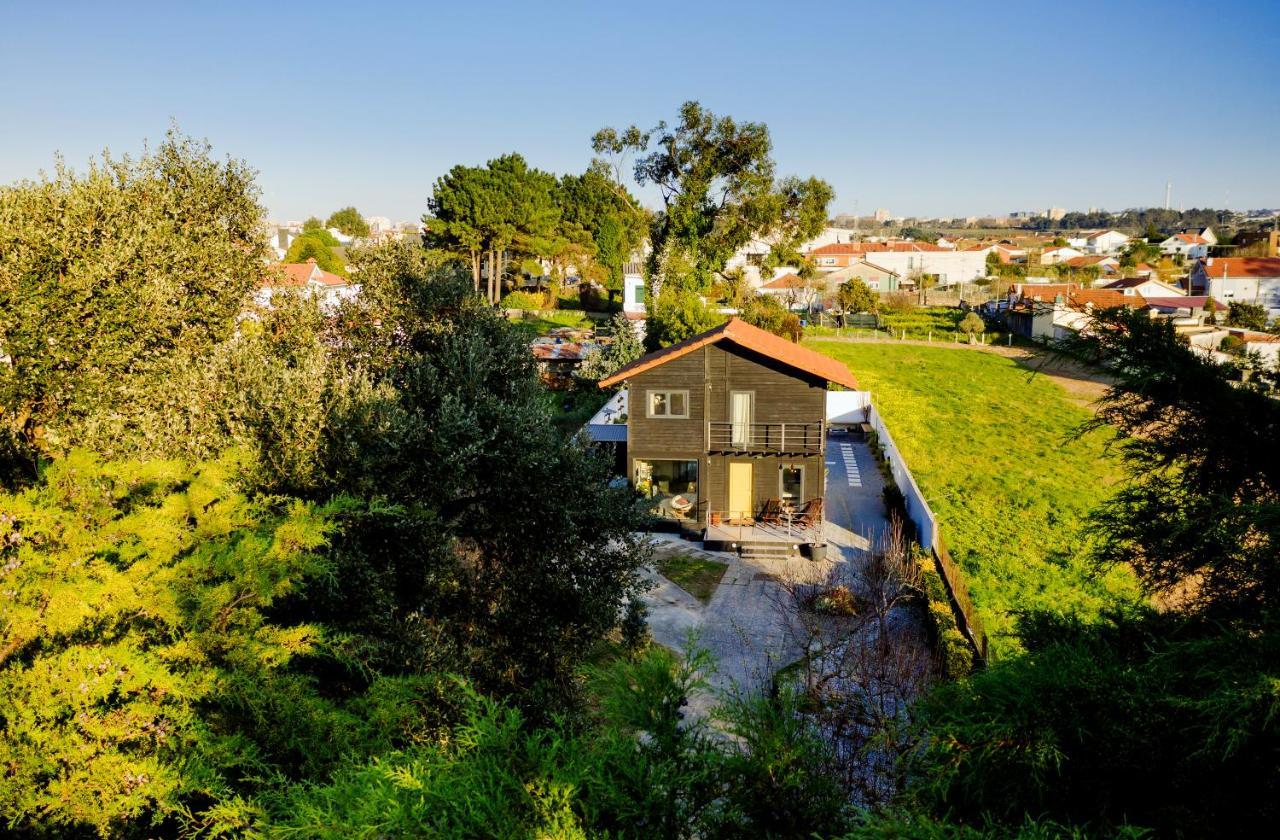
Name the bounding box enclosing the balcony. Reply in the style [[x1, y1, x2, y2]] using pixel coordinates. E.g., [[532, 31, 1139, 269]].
[[706, 421, 824, 454]]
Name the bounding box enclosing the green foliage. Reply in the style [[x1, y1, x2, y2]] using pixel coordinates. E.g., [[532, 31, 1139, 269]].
[[578, 313, 644, 383], [0, 130, 267, 477], [1059, 309, 1280, 625], [302, 216, 323, 231], [499, 289, 548, 310], [325, 206, 370, 237], [805, 342, 1139, 655], [426, 154, 561, 303], [555, 167, 648, 292], [0, 451, 339, 834], [1226, 300, 1268, 330], [594, 101, 832, 293], [901, 226, 941, 243], [837, 277, 878, 314], [740, 293, 802, 341], [908, 611, 1280, 836], [646, 288, 725, 349], [918, 555, 974, 678], [282, 230, 346, 275], [1220, 334, 1245, 354], [959, 311, 985, 335]]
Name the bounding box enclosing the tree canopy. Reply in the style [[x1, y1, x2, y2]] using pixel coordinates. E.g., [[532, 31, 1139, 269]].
[[0, 131, 267, 479], [325, 206, 370, 237], [593, 101, 832, 299], [283, 230, 347, 275]]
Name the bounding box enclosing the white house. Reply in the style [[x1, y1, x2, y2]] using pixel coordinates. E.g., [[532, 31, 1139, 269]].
[[255, 258, 359, 311], [1193, 257, 1280, 319], [1083, 230, 1130, 254], [1101, 276, 1185, 298], [1041, 246, 1085, 264], [1160, 233, 1210, 260]]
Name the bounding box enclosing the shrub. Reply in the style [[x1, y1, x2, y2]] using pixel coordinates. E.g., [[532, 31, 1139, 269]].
[[620, 597, 651, 652], [501, 290, 547, 310], [1220, 334, 1245, 354], [960, 312, 985, 335], [579, 282, 610, 312], [811, 585, 858, 616], [880, 292, 915, 314]]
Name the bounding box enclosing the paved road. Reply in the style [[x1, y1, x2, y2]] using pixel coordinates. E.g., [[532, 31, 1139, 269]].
[[642, 431, 892, 711]]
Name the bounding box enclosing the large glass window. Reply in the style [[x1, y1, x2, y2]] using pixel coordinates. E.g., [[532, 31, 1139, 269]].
[[634, 459, 699, 520], [780, 464, 804, 502]]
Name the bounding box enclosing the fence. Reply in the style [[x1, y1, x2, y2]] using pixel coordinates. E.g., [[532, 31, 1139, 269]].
[[867, 403, 989, 662]]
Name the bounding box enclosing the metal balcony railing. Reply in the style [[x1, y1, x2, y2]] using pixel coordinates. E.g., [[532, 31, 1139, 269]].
[[706, 421, 824, 453]]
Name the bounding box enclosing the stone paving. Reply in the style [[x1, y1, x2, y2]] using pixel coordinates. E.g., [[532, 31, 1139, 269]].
[[640, 432, 892, 714]]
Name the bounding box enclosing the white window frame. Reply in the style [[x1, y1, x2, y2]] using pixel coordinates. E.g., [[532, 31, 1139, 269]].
[[647, 389, 690, 419]]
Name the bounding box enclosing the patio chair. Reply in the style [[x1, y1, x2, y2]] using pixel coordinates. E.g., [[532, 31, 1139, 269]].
[[793, 497, 824, 529], [758, 498, 784, 525]]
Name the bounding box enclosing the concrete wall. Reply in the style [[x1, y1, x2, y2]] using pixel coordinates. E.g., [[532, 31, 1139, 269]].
[[867, 403, 938, 551]]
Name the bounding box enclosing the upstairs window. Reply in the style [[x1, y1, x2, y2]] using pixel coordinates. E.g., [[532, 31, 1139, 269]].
[[647, 390, 689, 418]]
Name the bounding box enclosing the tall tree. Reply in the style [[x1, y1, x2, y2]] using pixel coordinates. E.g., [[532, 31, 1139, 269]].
[[426, 154, 560, 304], [283, 231, 347, 275], [326, 206, 370, 237], [1059, 309, 1280, 624], [0, 131, 267, 480], [554, 166, 648, 298], [593, 101, 833, 296]]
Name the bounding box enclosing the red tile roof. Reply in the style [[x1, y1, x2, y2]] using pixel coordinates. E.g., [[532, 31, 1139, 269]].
[[808, 241, 948, 256], [1199, 257, 1280, 278], [1068, 289, 1131, 310], [1173, 233, 1207, 245], [1015, 283, 1078, 301], [761, 272, 807, 289], [598, 317, 859, 390], [263, 257, 347, 288]]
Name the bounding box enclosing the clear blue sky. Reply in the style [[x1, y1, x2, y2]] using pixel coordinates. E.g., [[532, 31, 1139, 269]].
[[2, 0, 1277, 222]]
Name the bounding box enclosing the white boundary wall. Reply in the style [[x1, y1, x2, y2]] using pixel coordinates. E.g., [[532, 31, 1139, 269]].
[[867, 403, 938, 551]]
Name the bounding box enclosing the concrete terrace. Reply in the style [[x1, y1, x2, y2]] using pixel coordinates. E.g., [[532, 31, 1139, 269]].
[[642, 431, 893, 713]]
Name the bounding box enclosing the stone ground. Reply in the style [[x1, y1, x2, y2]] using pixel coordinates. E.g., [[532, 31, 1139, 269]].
[[641, 432, 892, 716]]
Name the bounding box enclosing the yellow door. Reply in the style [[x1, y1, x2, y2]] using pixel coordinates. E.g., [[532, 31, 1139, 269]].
[[728, 462, 753, 522]]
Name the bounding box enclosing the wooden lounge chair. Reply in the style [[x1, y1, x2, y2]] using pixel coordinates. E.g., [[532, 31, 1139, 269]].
[[793, 497, 824, 529], [758, 498, 784, 525]]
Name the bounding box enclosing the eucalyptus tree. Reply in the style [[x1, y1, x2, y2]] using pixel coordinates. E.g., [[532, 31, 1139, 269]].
[[593, 101, 833, 296]]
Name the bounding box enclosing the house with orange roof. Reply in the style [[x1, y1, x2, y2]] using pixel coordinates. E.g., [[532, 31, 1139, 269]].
[[1101, 275, 1184, 298], [255, 258, 357, 310], [1040, 245, 1085, 265], [1160, 232, 1211, 260], [805, 241, 991, 286], [596, 317, 859, 556], [1192, 257, 1280, 318]]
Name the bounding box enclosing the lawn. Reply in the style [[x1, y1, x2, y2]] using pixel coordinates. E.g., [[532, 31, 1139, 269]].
[[508, 309, 596, 339], [806, 306, 1013, 344], [807, 341, 1140, 657], [657, 555, 729, 604]]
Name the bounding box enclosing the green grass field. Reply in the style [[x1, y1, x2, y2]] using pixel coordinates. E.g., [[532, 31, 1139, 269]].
[[807, 342, 1140, 656]]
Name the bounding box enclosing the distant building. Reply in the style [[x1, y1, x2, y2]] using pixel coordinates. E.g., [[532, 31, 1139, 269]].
[[1192, 257, 1280, 318], [1040, 246, 1085, 264], [873, 208, 891, 223], [256, 258, 358, 311], [1047, 207, 1067, 221], [805, 241, 990, 286], [1160, 233, 1210, 260], [1101, 276, 1185, 298]]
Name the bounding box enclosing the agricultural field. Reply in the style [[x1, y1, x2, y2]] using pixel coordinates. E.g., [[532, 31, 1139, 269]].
[[807, 341, 1141, 656]]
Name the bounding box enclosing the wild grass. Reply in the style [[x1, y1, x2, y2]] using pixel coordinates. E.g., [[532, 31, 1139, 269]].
[[807, 341, 1140, 656]]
